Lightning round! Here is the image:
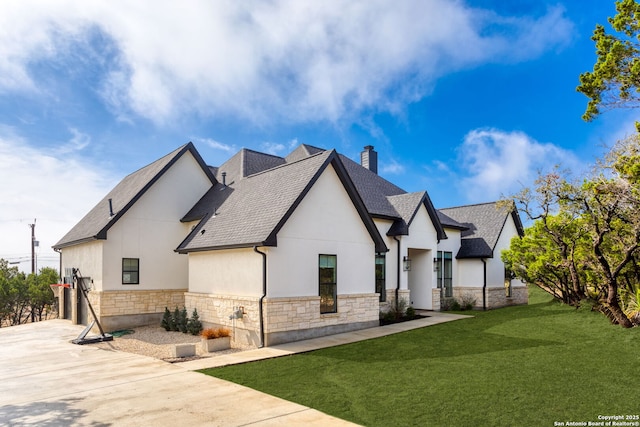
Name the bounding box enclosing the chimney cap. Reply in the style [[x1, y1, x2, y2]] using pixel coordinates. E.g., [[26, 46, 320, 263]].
[[364, 145, 374, 150]]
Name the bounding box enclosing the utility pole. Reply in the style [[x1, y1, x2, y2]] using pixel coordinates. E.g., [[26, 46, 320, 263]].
[[29, 219, 36, 274]]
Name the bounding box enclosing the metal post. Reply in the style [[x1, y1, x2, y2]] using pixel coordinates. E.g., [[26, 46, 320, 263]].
[[29, 219, 36, 274]]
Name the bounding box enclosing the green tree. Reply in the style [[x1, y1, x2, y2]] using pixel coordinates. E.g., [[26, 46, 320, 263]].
[[578, 0, 640, 121], [28, 267, 59, 322], [504, 137, 640, 327]]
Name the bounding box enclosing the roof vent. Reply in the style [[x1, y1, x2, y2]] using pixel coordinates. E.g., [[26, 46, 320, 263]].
[[361, 145, 378, 174], [221, 171, 227, 186], [108, 198, 114, 218]]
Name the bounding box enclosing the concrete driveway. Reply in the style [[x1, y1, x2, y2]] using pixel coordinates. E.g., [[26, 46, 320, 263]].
[[0, 320, 357, 426]]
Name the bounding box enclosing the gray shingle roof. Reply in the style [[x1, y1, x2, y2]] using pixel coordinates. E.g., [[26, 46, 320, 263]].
[[54, 142, 215, 249], [285, 144, 325, 163], [338, 154, 405, 218], [338, 155, 446, 240], [438, 202, 523, 258], [436, 211, 468, 230], [216, 149, 286, 185], [177, 150, 387, 253]]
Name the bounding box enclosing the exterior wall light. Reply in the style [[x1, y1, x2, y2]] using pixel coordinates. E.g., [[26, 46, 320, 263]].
[[403, 256, 411, 271]]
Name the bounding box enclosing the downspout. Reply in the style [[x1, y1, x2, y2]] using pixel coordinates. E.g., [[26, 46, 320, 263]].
[[393, 236, 400, 311], [53, 248, 62, 282], [53, 248, 62, 318], [253, 246, 267, 348], [481, 258, 487, 311]]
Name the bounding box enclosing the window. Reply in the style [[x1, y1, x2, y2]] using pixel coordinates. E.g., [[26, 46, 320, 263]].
[[319, 255, 337, 313], [122, 258, 139, 284], [504, 267, 513, 298], [375, 254, 386, 302], [436, 251, 453, 297]]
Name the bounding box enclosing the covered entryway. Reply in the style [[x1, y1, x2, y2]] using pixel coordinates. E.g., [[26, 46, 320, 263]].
[[407, 248, 433, 309]]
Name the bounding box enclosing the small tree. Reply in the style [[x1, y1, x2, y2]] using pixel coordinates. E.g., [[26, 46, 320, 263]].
[[170, 307, 180, 331], [178, 307, 188, 333], [161, 307, 171, 331], [187, 308, 202, 336]]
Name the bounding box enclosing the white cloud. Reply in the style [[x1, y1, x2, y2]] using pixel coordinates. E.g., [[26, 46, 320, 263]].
[[0, 127, 116, 272], [260, 142, 286, 155], [381, 159, 405, 175], [457, 128, 582, 203], [0, 1, 574, 127], [193, 137, 235, 153], [54, 128, 90, 155]]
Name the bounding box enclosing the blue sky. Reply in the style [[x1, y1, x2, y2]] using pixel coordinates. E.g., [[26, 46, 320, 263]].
[[0, 0, 636, 272]]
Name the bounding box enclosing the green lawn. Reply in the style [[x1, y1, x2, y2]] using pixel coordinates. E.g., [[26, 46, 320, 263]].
[[201, 287, 640, 426]]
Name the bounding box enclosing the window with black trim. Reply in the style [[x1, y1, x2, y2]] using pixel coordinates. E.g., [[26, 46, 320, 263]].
[[122, 258, 139, 284], [319, 255, 337, 313], [375, 254, 386, 302], [436, 251, 453, 297], [504, 267, 513, 297]]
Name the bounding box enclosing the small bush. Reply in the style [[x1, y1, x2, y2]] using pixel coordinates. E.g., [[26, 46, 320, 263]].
[[170, 307, 180, 331], [406, 306, 416, 318], [201, 327, 231, 339], [440, 297, 460, 311], [161, 307, 171, 331], [460, 293, 477, 311], [178, 307, 188, 333], [187, 308, 203, 336]]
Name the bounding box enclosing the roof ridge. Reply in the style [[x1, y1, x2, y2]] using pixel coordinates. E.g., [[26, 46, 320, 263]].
[[122, 143, 190, 178], [439, 201, 498, 210], [240, 147, 285, 160], [244, 149, 331, 179]]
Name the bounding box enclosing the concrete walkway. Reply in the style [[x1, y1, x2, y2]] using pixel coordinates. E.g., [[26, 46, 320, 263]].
[[0, 312, 469, 426]]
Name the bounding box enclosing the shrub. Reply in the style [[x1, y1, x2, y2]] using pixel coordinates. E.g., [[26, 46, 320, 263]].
[[178, 307, 188, 333], [161, 307, 171, 331], [405, 306, 416, 318], [187, 308, 203, 336], [201, 327, 231, 339], [442, 297, 466, 311], [170, 307, 180, 331], [460, 293, 477, 311]]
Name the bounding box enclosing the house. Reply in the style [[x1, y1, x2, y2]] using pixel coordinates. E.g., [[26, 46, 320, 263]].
[[53, 142, 526, 347], [437, 202, 526, 310]]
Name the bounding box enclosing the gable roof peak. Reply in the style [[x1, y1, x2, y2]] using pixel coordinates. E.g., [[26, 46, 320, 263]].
[[54, 142, 215, 249]]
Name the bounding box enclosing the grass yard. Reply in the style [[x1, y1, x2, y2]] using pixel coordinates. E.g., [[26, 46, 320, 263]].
[[201, 287, 640, 426]]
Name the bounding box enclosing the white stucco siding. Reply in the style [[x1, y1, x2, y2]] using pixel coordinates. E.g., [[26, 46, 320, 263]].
[[457, 259, 484, 287], [102, 152, 212, 291], [402, 206, 439, 308], [487, 215, 523, 287], [60, 240, 104, 290], [188, 249, 263, 296], [268, 164, 375, 298], [403, 206, 438, 250]]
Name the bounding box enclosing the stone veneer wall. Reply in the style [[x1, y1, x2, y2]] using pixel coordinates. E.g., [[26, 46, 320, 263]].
[[90, 289, 186, 332], [432, 289, 442, 311], [486, 285, 528, 308], [185, 292, 380, 348], [449, 286, 528, 309], [380, 289, 411, 312], [185, 292, 261, 348], [263, 293, 379, 346]]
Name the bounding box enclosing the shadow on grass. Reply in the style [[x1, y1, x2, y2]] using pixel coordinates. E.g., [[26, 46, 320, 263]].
[[0, 397, 110, 426], [310, 300, 567, 363]]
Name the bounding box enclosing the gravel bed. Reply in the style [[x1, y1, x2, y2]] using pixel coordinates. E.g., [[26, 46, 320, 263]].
[[93, 325, 249, 363]]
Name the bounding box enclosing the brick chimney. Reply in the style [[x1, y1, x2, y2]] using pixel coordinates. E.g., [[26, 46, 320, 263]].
[[360, 145, 378, 174]]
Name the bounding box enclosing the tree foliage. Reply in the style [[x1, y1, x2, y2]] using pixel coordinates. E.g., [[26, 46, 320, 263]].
[[0, 259, 59, 327], [503, 137, 640, 327], [578, 0, 640, 121]]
